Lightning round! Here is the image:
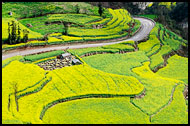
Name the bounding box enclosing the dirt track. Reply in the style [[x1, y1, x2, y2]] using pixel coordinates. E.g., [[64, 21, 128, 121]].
[[2, 17, 155, 60]]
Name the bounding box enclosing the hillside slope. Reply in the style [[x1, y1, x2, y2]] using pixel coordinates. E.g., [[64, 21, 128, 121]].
[[2, 2, 188, 124]]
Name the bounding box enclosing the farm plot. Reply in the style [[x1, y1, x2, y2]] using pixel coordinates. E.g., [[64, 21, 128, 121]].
[[68, 40, 135, 57], [23, 50, 65, 62], [69, 47, 119, 57], [102, 43, 134, 52], [151, 84, 188, 124], [18, 14, 103, 35], [82, 47, 187, 119], [2, 8, 140, 50], [138, 35, 161, 57], [2, 60, 47, 123], [43, 97, 150, 124], [156, 55, 188, 84], [18, 8, 136, 39], [130, 61, 186, 116], [2, 55, 25, 68], [149, 45, 173, 70], [150, 23, 187, 51], [68, 9, 133, 37], [2, 59, 144, 123], [136, 15, 157, 20], [2, 18, 43, 42], [82, 51, 149, 77], [2, 2, 100, 18]]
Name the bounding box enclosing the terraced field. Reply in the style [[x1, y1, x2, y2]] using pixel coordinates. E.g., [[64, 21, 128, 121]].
[[43, 97, 150, 124], [2, 6, 140, 50], [68, 40, 135, 57], [156, 55, 188, 84], [2, 18, 43, 41], [2, 2, 188, 124], [2, 59, 144, 124]]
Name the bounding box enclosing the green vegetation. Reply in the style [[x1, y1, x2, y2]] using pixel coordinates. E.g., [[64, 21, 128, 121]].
[[2, 55, 24, 68], [43, 97, 150, 124], [131, 61, 184, 115], [2, 60, 144, 123], [69, 47, 119, 56], [120, 40, 135, 45], [144, 2, 188, 40], [83, 51, 149, 77], [149, 45, 172, 70], [18, 14, 103, 35], [156, 55, 188, 84], [2, 18, 43, 42], [136, 15, 157, 20], [158, 2, 176, 10], [2, 2, 188, 124], [81, 47, 187, 118], [68, 40, 135, 56], [138, 35, 161, 57], [32, 56, 57, 64], [2, 5, 141, 50], [102, 43, 134, 51], [2, 2, 111, 19], [151, 84, 188, 124], [23, 50, 65, 62], [60, 9, 133, 37]]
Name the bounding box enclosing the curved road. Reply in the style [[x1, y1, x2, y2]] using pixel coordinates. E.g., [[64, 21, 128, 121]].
[[2, 17, 155, 60]]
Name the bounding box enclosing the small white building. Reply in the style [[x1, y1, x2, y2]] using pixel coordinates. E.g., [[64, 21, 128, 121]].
[[72, 59, 82, 65], [9, 11, 13, 15], [57, 53, 71, 59]]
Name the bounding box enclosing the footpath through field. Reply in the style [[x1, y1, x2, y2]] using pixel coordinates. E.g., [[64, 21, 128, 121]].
[[2, 17, 155, 60]]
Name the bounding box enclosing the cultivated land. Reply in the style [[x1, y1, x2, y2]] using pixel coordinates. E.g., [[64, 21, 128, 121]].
[[2, 2, 188, 124]]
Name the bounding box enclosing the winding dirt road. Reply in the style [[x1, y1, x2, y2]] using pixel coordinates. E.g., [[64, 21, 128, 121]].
[[2, 17, 155, 60]]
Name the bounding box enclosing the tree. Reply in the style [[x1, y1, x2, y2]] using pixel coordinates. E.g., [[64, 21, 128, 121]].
[[75, 4, 80, 14], [16, 23, 21, 43], [122, 2, 141, 15], [22, 29, 29, 43], [7, 21, 30, 44], [7, 21, 17, 44], [11, 21, 17, 44], [7, 22, 11, 44], [98, 2, 104, 16], [62, 21, 69, 35]]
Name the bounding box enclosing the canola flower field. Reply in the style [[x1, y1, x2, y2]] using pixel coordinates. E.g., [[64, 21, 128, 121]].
[[2, 38, 188, 124], [2, 2, 188, 124], [2, 60, 144, 124], [2, 7, 140, 51]]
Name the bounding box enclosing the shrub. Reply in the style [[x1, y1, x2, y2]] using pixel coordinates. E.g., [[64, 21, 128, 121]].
[[24, 50, 65, 62]]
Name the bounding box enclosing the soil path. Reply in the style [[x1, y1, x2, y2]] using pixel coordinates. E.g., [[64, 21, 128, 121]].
[[2, 17, 155, 60]]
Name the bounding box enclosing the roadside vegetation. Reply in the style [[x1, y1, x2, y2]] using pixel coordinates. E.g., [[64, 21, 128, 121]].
[[2, 2, 188, 124]]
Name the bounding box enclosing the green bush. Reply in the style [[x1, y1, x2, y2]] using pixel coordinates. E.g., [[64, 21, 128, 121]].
[[136, 15, 157, 20], [68, 47, 119, 57], [24, 50, 65, 62]]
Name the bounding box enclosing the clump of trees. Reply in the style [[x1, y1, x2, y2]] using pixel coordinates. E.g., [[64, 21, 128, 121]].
[[75, 4, 80, 14], [62, 21, 69, 35], [98, 3, 104, 16], [144, 2, 188, 40], [7, 21, 29, 44]]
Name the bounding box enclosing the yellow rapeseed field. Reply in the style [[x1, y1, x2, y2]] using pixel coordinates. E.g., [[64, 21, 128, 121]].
[[2, 59, 144, 123]]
